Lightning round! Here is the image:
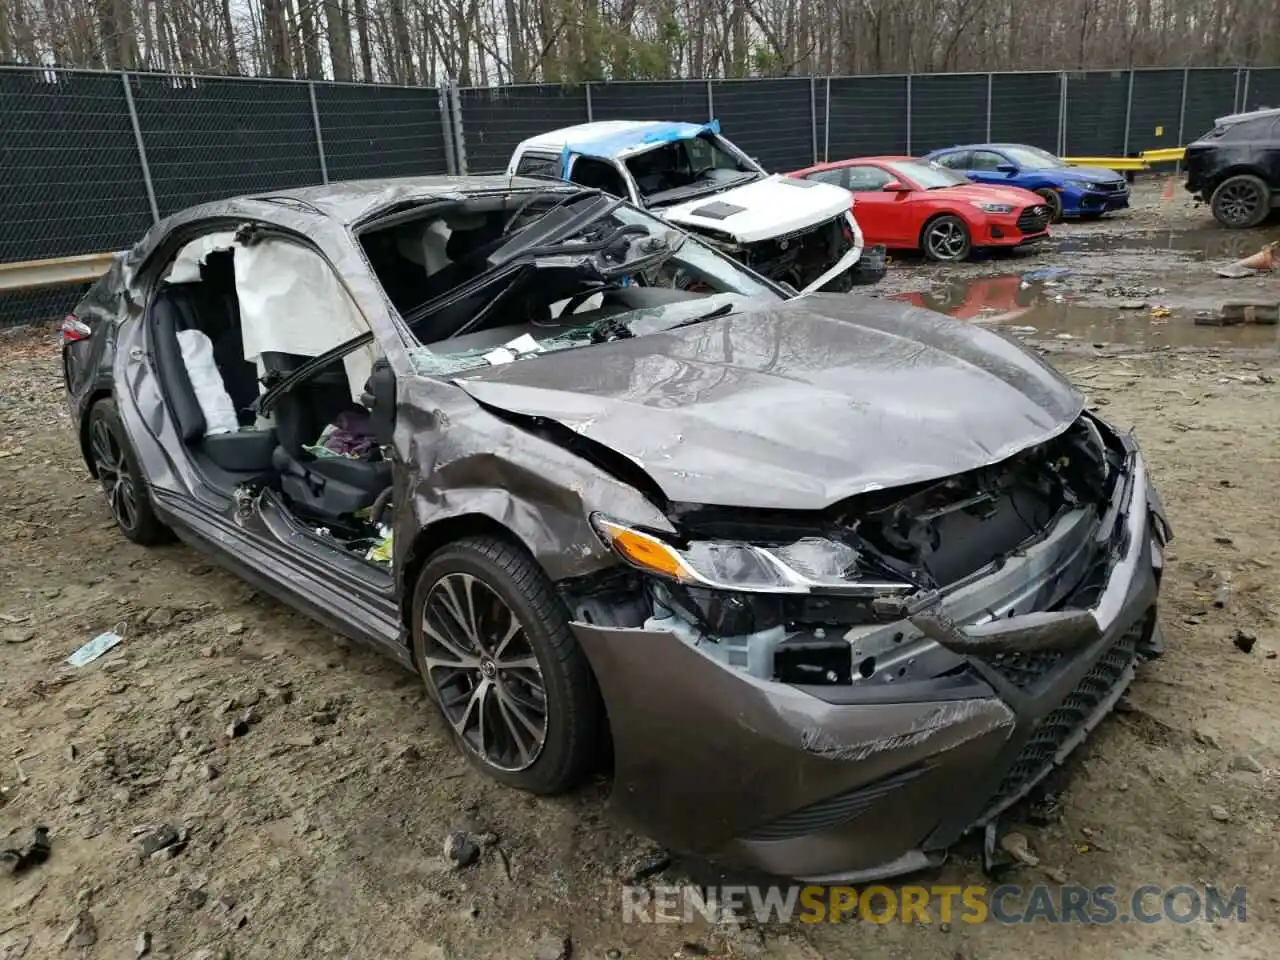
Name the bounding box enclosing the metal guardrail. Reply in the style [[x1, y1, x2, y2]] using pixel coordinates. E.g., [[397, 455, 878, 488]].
[[1062, 155, 1151, 170], [1140, 147, 1186, 163], [1062, 147, 1187, 171], [0, 251, 121, 295]]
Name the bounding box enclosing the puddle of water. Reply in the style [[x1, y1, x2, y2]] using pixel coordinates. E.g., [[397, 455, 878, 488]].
[[1055, 226, 1280, 260], [895, 277, 1280, 349]]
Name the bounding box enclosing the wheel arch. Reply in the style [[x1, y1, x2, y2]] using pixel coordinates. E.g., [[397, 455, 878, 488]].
[[397, 506, 616, 637], [79, 387, 114, 477], [1206, 165, 1269, 193], [398, 511, 617, 774], [399, 513, 537, 640], [917, 210, 971, 252]]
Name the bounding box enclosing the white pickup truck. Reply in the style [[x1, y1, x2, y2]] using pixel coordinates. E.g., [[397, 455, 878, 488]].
[[505, 120, 885, 293]]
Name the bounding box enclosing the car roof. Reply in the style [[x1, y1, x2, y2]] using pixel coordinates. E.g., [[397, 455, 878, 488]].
[[122, 174, 581, 276], [516, 120, 714, 159], [239, 174, 571, 225], [1215, 106, 1280, 126], [797, 155, 915, 172], [926, 144, 1044, 154]]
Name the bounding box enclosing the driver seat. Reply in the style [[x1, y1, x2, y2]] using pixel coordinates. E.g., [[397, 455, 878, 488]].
[[264, 352, 392, 520]]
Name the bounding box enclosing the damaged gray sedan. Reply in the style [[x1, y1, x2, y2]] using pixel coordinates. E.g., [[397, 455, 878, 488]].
[[62, 175, 1171, 881]]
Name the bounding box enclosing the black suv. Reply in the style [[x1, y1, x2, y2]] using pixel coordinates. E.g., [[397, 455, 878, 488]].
[[1184, 107, 1280, 228]]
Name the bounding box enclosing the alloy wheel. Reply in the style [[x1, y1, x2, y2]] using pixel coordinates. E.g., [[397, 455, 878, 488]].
[[1035, 188, 1064, 223], [90, 417, 138, 532], [925, 219, 969, 261], [420, 572, 548, 772], [1217, 181, 1261, 226]]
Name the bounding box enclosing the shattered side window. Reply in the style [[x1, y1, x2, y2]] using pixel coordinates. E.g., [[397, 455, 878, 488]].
[[516, 152, 562, 178]]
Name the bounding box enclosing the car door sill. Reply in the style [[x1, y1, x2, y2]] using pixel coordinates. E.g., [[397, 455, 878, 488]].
[[150, 488, 411, 670]]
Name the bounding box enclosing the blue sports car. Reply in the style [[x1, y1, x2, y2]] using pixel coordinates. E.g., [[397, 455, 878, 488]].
[[922, 143, 1130, 222]]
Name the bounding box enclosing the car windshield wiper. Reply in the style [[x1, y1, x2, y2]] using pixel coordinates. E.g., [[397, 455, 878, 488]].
[[663, 302, 736, 330], [646, 173, 757, 206]]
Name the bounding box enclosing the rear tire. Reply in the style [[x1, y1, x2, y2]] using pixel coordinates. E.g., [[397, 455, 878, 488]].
[[411, 536, 600, 795], [1035, 188, 1064, 223], [1210, 174, 1271, 229], [921, 216, 972, 262], [87, 399, 172, 546]]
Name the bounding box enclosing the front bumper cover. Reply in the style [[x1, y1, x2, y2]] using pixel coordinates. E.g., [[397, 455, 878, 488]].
[[571, 450, 1167, 882]]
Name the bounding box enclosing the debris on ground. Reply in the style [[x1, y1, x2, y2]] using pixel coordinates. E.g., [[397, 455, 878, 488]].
[[622, 851, 672, 884], [1230, 753, 1264, 774], [1196, 301, 1280, 325], [1214, 241, 1277, 278], [135, 824, 186, 859], [1023, 267, 1072, 285], [135, 930, 152, 958], [1213, 576, 1233, 609], [999, 832, 1040, 867], [1209, 804, 1231, 823], [532, 931, 571, 960], [443, 832, 480, 869], [65, 626, 126, 666], [0, 828, 50, 876], [1234, 630, 1257, 654], [225, 718, 249, 739], [60, 910, 97, 949]]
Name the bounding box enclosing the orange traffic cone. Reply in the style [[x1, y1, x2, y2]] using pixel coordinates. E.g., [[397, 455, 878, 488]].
[[1234, 242, 1277, 272], [1161, 175, 1176, 201], [1214, 241, 1278, 278]]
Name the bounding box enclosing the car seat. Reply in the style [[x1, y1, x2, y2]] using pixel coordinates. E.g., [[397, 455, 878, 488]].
[[149, 285, 278, 473], [260, 351, 391, 519]]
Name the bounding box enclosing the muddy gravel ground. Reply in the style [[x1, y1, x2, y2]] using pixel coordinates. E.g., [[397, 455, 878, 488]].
[[874, 178, 1280, 351], [2, 184, 1280, 960]]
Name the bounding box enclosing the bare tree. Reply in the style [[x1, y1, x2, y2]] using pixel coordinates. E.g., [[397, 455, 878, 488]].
[[1, 0, 1277, 81]]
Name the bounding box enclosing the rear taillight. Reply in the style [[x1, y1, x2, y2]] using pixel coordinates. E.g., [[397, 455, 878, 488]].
[[61, 314, 91, 343]]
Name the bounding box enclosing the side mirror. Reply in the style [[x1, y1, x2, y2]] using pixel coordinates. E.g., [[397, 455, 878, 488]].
[[882, 180, 908, 192], [361, 358, 396, 447], [996, 163, 1018, 174]]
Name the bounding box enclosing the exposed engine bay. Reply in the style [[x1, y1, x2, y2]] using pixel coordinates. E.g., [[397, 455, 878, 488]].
[[562, 414, 1129, 689], [694, 213, 881, 291]]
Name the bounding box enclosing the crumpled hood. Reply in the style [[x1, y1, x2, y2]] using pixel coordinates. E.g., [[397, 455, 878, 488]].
[[1056, 166, 1125, 184], [660, 175, 852, 244], [454, 295, 1084, 511]]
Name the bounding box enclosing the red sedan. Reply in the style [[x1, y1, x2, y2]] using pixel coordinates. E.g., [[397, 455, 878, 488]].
[[791, 156, 1052, 262]]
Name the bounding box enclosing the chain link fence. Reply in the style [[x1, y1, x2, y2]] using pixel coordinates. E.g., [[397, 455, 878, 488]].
[[0, 64, 1265, 327]]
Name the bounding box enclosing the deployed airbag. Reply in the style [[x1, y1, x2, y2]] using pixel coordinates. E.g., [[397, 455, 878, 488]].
[[176, 329, 239, 436], [234, 238, 376, 401], [165, 231, 237, 284]]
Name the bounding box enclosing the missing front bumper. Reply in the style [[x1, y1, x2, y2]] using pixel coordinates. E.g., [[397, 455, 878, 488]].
[[568, 452, 1165, 881]]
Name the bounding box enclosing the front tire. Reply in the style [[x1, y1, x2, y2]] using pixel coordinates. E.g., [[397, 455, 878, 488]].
[[87, 399, 172, 546], [411, 536, 600, 795], [1211, 174, 1271, 228], [921, 215, 972, 262], [1035, 188, 1064, 223]]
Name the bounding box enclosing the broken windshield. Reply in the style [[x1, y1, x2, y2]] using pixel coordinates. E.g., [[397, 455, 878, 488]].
[[625, 135, 761, 207], [403, 198, 782, 378]]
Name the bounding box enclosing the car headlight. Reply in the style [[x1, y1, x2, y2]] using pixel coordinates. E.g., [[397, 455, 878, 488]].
[[969, 201, 1015, 213], [590, 515, 911, 595]]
